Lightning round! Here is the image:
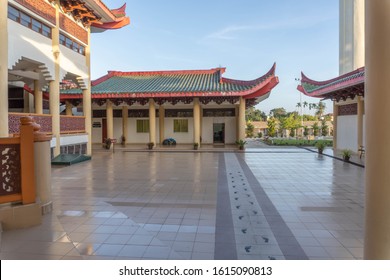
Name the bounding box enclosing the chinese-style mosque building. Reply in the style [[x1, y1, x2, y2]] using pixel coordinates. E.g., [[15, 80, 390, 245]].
[[298, 0, 365, 153], [299, 0, 390, 259], [60, 64, 279, 147]]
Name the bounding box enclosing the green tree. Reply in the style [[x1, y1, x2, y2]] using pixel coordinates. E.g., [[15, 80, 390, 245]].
[[315, 101, 326, 118], [303, 126, 309, 137], [312, 122, 319, 136], [246, 121, 255, 138], [246, 108, 267, 121], [321, 119, 329, 136], [270, 107, 287, 120], [267, 117, 277, 137]]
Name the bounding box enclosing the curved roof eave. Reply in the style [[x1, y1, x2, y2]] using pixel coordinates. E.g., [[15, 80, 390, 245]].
[[298, 67, 365, 98]]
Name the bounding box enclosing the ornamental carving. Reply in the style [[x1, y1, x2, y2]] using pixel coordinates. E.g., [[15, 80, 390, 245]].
[[338, 103, 358, 116], [8, 114, 52, 134], [60, 116, 86, 132], [0, 145, 21, 196], [59, 13, 88, 44], [15, 0, 56, 24]]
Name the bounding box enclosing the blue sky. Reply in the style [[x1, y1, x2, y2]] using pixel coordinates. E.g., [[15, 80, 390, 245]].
[[91, 0, 339, 115]]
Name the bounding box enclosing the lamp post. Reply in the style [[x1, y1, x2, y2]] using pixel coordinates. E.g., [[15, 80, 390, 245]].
[[295, 78, 303, 137]]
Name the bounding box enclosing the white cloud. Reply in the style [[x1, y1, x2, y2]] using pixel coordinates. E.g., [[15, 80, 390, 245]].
[[203, 15, 335, 41]]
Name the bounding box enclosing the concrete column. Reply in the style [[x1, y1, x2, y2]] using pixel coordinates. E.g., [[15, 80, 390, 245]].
[[149, 98, 156, 144], [364, 0, 390, 260], [50, 0, 61, 157], [65, 100, 73, 116], [339, 0, 365, 74], [106, 99, 114, 139], [357, 96, 364, 151], [0, 0, 8, 137], [159, 106, 165, 144], [34, 141, 52, 214], [49, 80, 60, 156], [193, 98, 201, 146], [34, 80, 43, 114], [238, 96, 246, 140], [333, 102, 338, 151], [83, 28, 92, 155], [122, 106, 128, 144]]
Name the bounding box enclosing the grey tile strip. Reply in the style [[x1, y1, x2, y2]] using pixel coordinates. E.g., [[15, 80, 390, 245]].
[[235, 153, 309, 260], [214, 153, 238, 260]]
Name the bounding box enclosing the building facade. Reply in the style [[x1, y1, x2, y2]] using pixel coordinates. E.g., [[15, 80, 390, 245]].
[[298, 0, 365, 153], [60, 65, 279, 146], [0, 0, 129, 156]]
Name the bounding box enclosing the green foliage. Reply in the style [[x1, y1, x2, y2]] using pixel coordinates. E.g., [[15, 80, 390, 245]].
[[321, 119, 329, 136], [257, 132, 263, 138], [303, 126, 309, 137], [246, 122, 255, 138], [270, 107, 287, 119], [265, 139, 332, 147], [267, 117, 277, 137], [246, 108, 267, 121], [236, 139, 247, 149], [312, 122, 319, 136], [342, 149, 352, 157]]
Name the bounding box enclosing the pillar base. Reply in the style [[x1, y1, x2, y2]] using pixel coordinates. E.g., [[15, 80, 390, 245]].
[[0, 203, 42, 230]]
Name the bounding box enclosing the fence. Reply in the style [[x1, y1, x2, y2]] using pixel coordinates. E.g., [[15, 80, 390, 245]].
[[8, 113, 86, 135]]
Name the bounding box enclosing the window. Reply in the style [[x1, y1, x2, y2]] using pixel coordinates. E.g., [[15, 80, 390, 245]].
[[65, 37, 72, 48], [8, 5, 51, 39], [174, 119, 188, 133], [60, 34, 66, 45], [60, 32, 85, 55], [31, 19, 41, 33], [8, 6, 19, 21], [136, 120, 149, 133], [20, 13, 31, 27], [42, 25, 51, 37]]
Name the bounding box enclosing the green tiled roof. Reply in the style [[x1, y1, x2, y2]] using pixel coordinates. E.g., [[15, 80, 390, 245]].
[[61, 65, 276, 96], [301, 69, 365, 94]]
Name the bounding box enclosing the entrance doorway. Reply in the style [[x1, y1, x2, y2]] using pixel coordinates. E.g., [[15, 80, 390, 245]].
[[213, 123, 225, 144]]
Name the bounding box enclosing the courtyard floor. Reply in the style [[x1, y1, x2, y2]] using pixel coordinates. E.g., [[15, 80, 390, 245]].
[[0, 144, 365, 260]]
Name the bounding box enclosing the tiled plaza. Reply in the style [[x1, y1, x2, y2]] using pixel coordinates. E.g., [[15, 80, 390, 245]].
[[0, 145, 365, 260]]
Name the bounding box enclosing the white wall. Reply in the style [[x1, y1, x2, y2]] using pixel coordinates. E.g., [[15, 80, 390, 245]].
[[59, 46, 88, 87], [8, 20, 54, 80], [92, 118, 102, 143], [8, 20, 88, 88], [337, 115, 358, 151], [164, 118, 194, 144], [92, 116, 237, 144]]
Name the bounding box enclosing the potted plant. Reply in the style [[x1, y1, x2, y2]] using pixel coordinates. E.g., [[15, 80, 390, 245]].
[[121, 135, 126, 146], [147, 142, 154, 150], [193, 142, 199, 150], [342, 149, 352, 161], [236, 139, 247, 150], [315, 141, 326, 154]]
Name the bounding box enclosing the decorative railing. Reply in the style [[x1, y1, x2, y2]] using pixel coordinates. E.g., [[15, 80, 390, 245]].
[[60, 116, 86, 134], [9, 113, 52, 135], [9, 113, 86, 135], [0, 117, 42, 205]]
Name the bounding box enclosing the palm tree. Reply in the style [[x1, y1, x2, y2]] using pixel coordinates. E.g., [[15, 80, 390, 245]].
[[316, 101, 326, 118]]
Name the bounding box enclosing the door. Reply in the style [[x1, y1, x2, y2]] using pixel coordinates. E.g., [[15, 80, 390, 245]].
[[213, 123, 225, 144]]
